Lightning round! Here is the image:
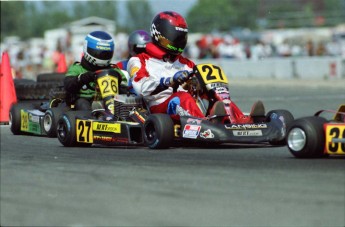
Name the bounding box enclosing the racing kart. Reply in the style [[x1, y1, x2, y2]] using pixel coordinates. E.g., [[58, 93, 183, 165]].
[[57, 64, 294, 149], [9, 86, 69, 137], [287, 104, 345, 158], [57, 68, 146, 146]]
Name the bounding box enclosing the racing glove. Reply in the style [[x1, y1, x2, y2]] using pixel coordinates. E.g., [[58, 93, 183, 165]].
[[78, 71, 95, 85], [160, 70, 190, 87]]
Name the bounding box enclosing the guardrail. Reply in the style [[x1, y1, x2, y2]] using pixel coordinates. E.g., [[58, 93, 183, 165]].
[[194, 56, 345, 80]]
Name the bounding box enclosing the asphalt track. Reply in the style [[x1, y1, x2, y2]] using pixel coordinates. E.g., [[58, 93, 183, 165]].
[[1, 79, 345, 227]]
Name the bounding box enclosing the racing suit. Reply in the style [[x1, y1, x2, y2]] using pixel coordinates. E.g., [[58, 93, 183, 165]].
[[64, 57, 126, 110], [127, 42, 204, 118]]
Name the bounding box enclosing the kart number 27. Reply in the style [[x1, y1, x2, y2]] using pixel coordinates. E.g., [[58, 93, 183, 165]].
[[196, 64, 229, 84], [76, 120, 93, 143]]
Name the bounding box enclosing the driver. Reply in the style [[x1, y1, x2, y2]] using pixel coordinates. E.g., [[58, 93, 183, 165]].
[[64, 31, 126, 111], [116, 30, 151, 95], [127, 11, 205, 120], [117, 29, 151, 70], [128, 11, 263, 123]]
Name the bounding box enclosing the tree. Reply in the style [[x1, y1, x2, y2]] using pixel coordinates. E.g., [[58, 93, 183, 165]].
[[71, 1, 117, 21], [125, 0, 153, 33], [1, 1, 26, 40], [186, 0, 259, 33]]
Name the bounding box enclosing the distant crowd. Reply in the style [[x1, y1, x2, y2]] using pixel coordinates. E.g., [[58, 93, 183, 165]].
[[184, 33, 345, 60], [1, 32, 345, 81]]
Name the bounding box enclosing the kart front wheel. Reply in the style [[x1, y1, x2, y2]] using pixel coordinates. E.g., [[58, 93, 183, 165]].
[[287, 116, 327, 158], [57, 111, 91, 147], [144, 114, 174, 149], [9, 103, 34, 135]]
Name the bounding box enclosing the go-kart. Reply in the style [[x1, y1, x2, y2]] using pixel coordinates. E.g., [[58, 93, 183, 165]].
[[287, 104, 345, 158], [57, 69, 145, 147], [9, 86, 69, 137], [57, 64, 294, 149]]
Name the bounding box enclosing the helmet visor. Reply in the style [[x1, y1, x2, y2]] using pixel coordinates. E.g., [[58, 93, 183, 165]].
[[87, 47, 113, 60]]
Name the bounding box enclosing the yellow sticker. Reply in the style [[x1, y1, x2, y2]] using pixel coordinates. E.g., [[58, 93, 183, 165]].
[[196, 64, 229, 84], [20, 110, 29, 132], [325, 124, 345, 154], [76, 120, 93, 143], [130, 66, 139, 78], [93, 122, 121, 133], [97, 75, 118, 98]]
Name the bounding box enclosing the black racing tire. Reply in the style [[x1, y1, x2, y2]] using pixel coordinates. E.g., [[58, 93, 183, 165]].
[[287, 116, 327, 158], [36, 73, 65, 83], [144, 114, 174, 149], [266, 109, 295, 145], [43, 107, 64, 137], [15, 83, 36, 100], [9, 103, 35, 135], [57, 110, 92, 147]]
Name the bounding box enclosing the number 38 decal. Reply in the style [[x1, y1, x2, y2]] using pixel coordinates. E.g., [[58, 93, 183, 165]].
[[325, 124, 345, 154], [195, 64, 229, 85]]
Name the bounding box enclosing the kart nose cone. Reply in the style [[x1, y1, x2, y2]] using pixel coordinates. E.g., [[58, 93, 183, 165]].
[[287, 128, 306, 151]]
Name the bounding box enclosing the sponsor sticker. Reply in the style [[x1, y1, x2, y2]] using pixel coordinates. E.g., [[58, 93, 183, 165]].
[[29, 114, 40, 123], [93, 122, 121, 133], [233, 130, 263, 136], [130, 67, 139, 78], [187, 118, 202, 125], [225, 124, 267, 130], [200, 129, 214, 139], [183, 124, 201, 139]]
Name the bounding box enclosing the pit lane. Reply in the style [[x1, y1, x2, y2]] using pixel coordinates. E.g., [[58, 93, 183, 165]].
[[1, 79, 344, 226]]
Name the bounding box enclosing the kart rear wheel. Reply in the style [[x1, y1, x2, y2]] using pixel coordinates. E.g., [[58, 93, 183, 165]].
[[144, 114, 174, 149], [9, 103, 35, 135], [287, 116, 327, 158], [57, 111, 91, 147], [43, 107, 63, 137], [266, 109, 294, 145]]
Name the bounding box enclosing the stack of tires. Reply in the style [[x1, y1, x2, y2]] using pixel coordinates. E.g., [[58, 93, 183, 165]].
[[15, 72, 65, 100]]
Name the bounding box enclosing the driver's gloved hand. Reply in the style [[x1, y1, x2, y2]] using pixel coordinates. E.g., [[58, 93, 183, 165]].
[[160, 70, 189, 87], [78, 71, 95, 85]]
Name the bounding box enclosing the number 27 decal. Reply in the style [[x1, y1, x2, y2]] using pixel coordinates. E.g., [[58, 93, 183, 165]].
[[196, 64, 228, 84], [76, 120, 93, 143]]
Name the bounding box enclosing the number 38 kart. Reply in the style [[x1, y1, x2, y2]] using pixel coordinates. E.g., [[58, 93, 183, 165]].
[[57, 64, 295, 149], [287, 104, 345, 158]]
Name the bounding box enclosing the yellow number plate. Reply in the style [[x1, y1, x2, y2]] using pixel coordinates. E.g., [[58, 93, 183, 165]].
[[76, 120, 93, 143], [196, 64, 228, 85], [20, 110, 29, 131], [97, 75, 118, 98], [325, 124, 345, 154]]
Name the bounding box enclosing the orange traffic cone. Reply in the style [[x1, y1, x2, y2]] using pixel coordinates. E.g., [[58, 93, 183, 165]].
[[56, 53, 67, 73], [0, 52, 17, 124]]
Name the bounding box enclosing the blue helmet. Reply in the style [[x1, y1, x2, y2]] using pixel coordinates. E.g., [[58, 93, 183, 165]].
[[83, 31, 114, 67]]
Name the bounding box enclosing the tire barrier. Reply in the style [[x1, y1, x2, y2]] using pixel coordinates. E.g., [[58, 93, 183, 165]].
[[15, 73, 65, 100]]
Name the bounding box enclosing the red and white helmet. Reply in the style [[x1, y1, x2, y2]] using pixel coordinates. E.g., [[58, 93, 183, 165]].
[[150, 11, 188, 56]]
